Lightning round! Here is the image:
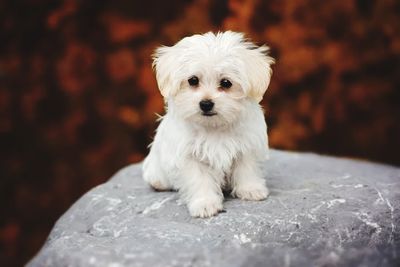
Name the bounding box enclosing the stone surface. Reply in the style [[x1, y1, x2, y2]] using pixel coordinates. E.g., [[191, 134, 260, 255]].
[[28, 150, 400, 267]]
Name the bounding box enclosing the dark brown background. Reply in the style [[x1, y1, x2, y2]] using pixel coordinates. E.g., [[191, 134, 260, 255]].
[[1, 0, 399, 266]]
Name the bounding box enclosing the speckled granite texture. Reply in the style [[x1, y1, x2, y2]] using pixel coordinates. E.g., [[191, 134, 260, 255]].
[[28, 150, 400, 267]]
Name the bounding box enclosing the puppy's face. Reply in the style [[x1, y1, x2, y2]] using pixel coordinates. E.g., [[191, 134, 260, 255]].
[[171, 64, 249, 128], [153, 31, 274, 127]]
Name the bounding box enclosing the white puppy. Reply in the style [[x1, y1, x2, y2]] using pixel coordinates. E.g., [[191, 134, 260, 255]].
[[143, 31, 274, 218]]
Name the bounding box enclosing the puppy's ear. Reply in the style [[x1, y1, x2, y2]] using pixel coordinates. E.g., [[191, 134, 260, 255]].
[[241, 44, 274, 103], [152, 46, 180, 98]]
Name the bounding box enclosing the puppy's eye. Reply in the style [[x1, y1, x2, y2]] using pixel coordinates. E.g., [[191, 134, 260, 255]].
[[188, 76, 199, 86], [220, 79, 232, 89]]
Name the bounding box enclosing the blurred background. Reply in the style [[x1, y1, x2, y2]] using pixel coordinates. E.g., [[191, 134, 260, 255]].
[[1, 0, 399, 266]]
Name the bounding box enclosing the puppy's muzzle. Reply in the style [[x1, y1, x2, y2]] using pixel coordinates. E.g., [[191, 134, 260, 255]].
[[199, 100, 216, 116]]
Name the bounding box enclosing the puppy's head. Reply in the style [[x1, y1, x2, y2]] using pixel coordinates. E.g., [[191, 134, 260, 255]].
[[152, 31, 274, 127]]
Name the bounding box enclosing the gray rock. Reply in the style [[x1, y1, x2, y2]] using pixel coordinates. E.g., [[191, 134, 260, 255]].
[[28, 150, 400, 267]]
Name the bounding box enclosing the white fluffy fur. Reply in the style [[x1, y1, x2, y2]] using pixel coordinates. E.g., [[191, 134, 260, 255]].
[[143, 31, 274, 218]]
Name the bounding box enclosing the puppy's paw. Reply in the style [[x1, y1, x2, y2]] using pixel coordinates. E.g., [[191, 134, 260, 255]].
[[188, 197, 223, 218], [233, 183, 269, 201], [143, 173, 172, 191], [148, 179, 171, 191]]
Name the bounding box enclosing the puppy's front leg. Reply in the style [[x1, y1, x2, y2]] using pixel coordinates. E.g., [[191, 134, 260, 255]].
[[231, 155, 269, 201], [179, 160, 224, 218]]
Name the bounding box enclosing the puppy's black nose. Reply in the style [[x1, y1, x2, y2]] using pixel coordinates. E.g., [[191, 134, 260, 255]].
[[199, 100, 214, 112]]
